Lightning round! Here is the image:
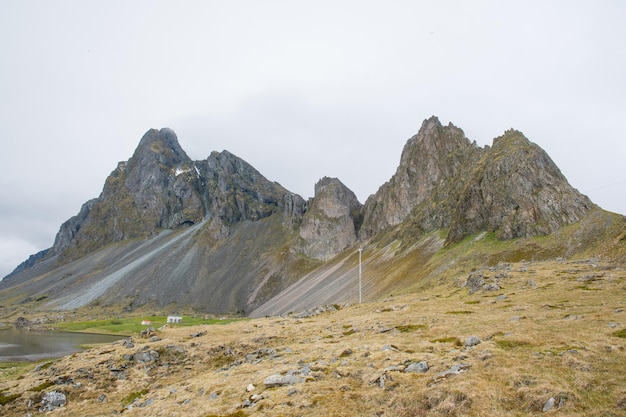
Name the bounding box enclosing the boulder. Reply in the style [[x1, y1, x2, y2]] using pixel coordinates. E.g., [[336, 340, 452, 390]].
[[40, 391, 66, 411], [405, 361, 429, 373], [464, 336, 481, 347], [264, 374, 301, 388]]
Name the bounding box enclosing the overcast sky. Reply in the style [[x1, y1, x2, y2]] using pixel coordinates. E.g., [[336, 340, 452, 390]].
[[1, 1, 625, 279]]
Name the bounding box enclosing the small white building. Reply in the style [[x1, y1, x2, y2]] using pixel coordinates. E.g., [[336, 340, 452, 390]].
[[167, 315, 183, 324]]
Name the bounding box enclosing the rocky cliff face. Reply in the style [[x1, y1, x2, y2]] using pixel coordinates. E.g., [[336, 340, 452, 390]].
[[298, 177, 362, 260], [53, 128, 305, 263], [198, 150, 306, 239], [360, 116, 484, 238], [360, 117, 593, 245], [445, 129, 594, 243]]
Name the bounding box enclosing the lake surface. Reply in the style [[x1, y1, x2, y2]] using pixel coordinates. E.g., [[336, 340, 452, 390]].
[[0, 328, 124, 361]]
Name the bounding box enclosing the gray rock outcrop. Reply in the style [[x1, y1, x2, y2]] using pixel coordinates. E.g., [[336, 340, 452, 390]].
[[298, 177, 362, 260], [40, 391, 67, 411], [360, 117, 593, 244], [360, 116, 483, 238], [446, 129, 593, 243], [50, 128, 304, 263]]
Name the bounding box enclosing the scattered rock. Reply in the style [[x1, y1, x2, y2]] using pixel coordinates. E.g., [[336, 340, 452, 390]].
[[479, 350, 493, 361], [405, 361, 429, 373], [381, 344, 400, 352], [340, 348, 353, 357], [464, 336, 481, 347], [577, 273, 604, 282], [293, 304, 340, 319], [465, 271, 485, 294], [245, 348, 277, 363], [431, 363, 472, 385], [135, 398, 154, 408], [14, 316, 30, 329], [40, 391, 67, 411], [542, 397, 555, 412], [264, 374, 301, 388], [140, 327, 156, 338], [124, 349, 159, 363], [54, 375, 74, 385], [371, 371, 391, 388], [384, 365, 405, 372], [242, 393, 265, 408], [483, 283, 501, 292]]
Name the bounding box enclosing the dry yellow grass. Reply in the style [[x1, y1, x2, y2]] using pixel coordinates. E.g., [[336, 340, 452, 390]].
[[1, 258, 625, 416]]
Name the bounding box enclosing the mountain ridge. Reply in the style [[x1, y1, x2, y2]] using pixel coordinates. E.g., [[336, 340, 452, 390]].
[[1, 116, 622, 316]]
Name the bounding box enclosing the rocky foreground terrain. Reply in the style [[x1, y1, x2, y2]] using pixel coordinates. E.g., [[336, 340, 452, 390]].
[[2, 258, 625, 416]]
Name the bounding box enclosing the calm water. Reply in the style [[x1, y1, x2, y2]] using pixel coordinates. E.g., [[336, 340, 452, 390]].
[[0, 328, 124, 361]]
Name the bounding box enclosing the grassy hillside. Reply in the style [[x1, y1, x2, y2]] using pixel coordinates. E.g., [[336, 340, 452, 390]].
[[251, 208, 625, 317], [1, 256, 625, 416]]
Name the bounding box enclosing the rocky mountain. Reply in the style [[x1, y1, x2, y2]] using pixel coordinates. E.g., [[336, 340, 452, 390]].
[[446, 128, 593, 242], [52, 128, 305, 263], [1, 116, 622, 316], [360, 117, 593, 244], [297, 177, 362, 260], [360, 117, 484, 238]]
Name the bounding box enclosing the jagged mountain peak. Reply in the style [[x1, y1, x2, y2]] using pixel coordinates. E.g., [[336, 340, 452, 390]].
[[445, 129, 594, 243], [132, 128, 189, 165], [360, 117, 483, 238], [135, 127, 186, 155], [2, 117, 618, 317]]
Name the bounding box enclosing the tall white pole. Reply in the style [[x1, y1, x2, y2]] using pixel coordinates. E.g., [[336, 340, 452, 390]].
[[358, 247, 362, 304]]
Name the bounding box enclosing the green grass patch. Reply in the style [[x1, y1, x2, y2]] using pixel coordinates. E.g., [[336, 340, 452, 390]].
[[575, 285, 601, 291], [395, 324, 427, 333], [29, 380, 54, 392], [611, 329, 626, 338], [53, 316, 247, 335], [37, 361, 53, 370], [0, 361, 34, 380], [0, 392, 21, 405], [121, 388, 149, 406], [495, 339, 532, 349]]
